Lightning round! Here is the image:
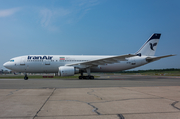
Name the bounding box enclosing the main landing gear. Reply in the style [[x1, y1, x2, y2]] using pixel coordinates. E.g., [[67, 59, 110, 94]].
[[24, 73, 28, 80], [79, 68, 94, 79], [79, 75, 94, 79]]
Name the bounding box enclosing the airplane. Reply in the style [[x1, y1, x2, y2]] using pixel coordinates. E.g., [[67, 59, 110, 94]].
[[3, 33, 175, 80]]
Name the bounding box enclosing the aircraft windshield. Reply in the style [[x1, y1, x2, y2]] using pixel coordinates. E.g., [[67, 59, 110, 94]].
[[10, 60, 14, 62]]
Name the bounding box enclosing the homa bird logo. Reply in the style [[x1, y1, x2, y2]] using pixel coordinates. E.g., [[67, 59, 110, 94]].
[[27, 56, 53, 60], [149, 43, 157, 51]]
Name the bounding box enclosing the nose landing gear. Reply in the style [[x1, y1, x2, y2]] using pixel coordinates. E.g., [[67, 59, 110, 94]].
[[24, 74, 28, 80]]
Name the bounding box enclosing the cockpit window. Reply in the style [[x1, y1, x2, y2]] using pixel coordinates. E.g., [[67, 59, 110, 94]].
[[10, 60, 14, 62]]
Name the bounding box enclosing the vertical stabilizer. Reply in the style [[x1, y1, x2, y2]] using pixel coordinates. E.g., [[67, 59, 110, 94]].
[[136, 33, 161, 56]]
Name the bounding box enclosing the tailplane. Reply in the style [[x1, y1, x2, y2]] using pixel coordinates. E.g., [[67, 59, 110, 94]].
[[136, 33, 161, 56]]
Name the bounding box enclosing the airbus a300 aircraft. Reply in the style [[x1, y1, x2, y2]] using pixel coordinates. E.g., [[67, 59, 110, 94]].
[[3, 33, 174, 80]]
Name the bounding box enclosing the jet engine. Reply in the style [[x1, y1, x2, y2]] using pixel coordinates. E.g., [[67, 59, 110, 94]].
[[58, 66, 79, 76]]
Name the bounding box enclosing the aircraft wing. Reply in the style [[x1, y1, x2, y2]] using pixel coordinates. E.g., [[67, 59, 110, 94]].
[[66, 54, 136, 68], [146, 55, 175, 62]]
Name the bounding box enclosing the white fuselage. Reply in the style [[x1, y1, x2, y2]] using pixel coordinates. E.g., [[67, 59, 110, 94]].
[[3, 55, 148, 73]]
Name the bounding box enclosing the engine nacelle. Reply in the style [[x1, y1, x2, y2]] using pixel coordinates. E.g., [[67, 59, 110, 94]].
[[58, 66, 79, 76]]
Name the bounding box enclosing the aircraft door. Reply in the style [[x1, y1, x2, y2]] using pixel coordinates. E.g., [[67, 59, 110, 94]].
[[20, 57, 27, 71], [20, 57, 26, 65]]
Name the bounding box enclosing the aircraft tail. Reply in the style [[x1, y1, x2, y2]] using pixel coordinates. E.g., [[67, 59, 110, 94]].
[[136, 33, 161, 56]]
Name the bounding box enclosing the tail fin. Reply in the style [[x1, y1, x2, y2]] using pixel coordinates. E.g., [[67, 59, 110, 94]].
[[136, 33, 161, 56]]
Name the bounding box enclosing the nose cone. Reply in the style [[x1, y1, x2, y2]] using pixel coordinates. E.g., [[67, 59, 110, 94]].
[[3, 62, 12, 69], [3, 62, 8, 68]]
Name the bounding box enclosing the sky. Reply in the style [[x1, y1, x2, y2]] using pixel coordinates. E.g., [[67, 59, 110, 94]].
[[0, 0, 180, 70]]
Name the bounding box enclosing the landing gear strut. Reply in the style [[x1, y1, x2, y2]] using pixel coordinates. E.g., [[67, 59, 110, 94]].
[[24, 73, 28, 80], [78, 71, 84, 79], [78, 68, 94, 79]]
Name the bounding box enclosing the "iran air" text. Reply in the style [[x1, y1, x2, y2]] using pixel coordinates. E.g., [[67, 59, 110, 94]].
[[27, 56, 53, 60]]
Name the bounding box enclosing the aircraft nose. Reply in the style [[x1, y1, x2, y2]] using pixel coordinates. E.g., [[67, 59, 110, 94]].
[[3, 62, 8, 68], [3, 62, 11, 69]]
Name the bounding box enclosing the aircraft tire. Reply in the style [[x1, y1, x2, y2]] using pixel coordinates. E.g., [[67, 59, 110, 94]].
[[79, 76, 94, 80], [89, 76, 94, 80], [91, 76, 94, 79], [79, 76, 83, 79], [24, 77, 28, 80]]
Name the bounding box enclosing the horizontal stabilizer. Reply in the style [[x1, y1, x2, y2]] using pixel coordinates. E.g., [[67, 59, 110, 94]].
[[146, 55, 175, 62]]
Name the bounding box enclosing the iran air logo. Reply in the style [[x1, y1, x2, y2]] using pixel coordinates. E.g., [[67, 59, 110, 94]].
[[149, 43, 157, 51]]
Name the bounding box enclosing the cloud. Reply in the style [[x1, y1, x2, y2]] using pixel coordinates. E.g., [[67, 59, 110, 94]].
[[40, 8, 71, 27], [0, 8, 21, 17], [38, 0, 100, 31], [71, 0, 100, 21], [40, 8, 53, 27]]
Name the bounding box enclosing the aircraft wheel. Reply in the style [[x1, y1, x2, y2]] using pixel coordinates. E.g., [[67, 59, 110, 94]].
[[80, 76, 94, 80], [89, 76, 94, 80], [90, 76, 94, 79], [79, 76, 83, 79], [24, 76, 28, 80]]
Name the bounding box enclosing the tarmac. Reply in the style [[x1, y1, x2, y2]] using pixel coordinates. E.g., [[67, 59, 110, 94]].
[[0, 75, 180, 119]]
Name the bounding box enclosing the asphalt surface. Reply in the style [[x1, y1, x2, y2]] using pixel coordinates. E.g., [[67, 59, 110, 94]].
[[0, 75, 180, 89], [0, 75, 180, 119]]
